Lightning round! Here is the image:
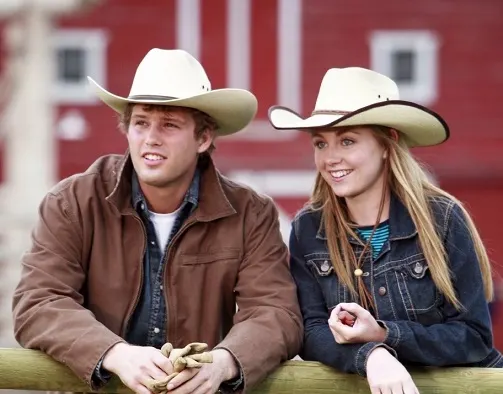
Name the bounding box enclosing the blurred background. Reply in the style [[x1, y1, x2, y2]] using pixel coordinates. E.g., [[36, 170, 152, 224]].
[[0, 0, 502, 357]]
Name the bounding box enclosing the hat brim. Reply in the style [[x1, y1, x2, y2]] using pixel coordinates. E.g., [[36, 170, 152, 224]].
[[88, 77, 257, 136], [268, 100, 449, 147]]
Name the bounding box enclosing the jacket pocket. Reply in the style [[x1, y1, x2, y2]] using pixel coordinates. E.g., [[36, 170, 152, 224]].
[[394, 257, 443, 325], [180, 249, 241, 265], [305, 254, 340, 309]]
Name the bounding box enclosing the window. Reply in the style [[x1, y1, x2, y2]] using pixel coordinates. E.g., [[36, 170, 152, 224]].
[[391, 50, 415, 83], [57, 48, 86, 83], [369, 30, 439, 106], [51, 29, 108, 104]]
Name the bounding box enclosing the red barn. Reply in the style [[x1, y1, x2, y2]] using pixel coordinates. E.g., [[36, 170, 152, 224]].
[[3, 0, 503, 346]]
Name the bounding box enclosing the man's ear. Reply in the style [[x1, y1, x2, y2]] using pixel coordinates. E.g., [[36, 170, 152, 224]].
[[197, 129, 215, 154]]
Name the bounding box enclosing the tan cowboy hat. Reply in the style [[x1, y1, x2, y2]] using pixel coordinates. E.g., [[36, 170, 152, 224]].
[[88, 48, 257, 136], [268, 67, 449, 147]]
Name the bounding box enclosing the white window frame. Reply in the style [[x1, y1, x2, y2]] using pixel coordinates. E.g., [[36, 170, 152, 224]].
[[369, 30, 439, 106], [51, 28, 108, 104]]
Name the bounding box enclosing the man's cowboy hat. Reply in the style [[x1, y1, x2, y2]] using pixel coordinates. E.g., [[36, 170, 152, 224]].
[[268, 67, 449, 147], [88, 48, 257, 136]]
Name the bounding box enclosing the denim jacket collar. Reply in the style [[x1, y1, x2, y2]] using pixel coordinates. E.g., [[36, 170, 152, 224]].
[[315, 192, 417, 241], [388, 192, 417, 241], [131, 168, 200, 214]]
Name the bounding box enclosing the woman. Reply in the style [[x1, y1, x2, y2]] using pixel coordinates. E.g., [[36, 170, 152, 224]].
[[268, 67, 502, 394]]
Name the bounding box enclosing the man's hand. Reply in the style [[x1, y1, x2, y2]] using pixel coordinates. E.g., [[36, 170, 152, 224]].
[[328, 302, 386, 344], [102, 342, 174, 394], [167, 348, 239, 394]]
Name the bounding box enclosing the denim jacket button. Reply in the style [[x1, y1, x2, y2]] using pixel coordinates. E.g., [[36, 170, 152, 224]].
[[378, 286, 387, 296], [320, 260, 330, 272], [414, 262, 424, 274]]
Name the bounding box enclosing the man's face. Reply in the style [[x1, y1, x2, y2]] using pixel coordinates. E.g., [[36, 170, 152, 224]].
[[127, 105, 212, 190]]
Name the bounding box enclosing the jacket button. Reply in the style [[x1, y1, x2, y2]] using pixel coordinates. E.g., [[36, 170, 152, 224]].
[[320, 260, 330, 272], [378, 286, 387, 296]]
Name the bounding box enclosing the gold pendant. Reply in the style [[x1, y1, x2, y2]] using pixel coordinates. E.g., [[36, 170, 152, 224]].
[[354, 268, 363, 277]]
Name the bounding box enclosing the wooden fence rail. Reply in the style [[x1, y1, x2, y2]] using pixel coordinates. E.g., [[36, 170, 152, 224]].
[[1, 348, 502, 393]]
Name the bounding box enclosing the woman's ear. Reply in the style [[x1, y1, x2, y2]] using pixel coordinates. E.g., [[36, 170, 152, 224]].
[[389, 128, 399, 142], [383, 128, 399, 159]]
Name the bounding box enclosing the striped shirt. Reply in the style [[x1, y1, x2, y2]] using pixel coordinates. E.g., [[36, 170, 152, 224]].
[[356, 220, 390, 260]]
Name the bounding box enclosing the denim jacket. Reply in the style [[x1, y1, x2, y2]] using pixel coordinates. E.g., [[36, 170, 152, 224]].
[[290, 193, 503, 376]]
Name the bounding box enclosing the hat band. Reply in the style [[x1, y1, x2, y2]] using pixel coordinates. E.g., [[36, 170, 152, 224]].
[[311, 109, 351, 116], [128, 94, 178, 101]]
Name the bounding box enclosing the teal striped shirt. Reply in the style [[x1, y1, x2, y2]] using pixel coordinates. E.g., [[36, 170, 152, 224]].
[[356, 220, 390, 260]]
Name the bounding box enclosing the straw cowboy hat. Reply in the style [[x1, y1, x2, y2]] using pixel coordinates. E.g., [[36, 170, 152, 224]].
[[268, 67, 449, 147], [88, 48, 258, 136]]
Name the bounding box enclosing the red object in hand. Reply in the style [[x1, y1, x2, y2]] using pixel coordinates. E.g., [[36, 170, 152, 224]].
[[338, 310, 356, 327]]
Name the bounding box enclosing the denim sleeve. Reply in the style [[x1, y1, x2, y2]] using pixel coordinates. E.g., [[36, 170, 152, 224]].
[[289, 224, 395, 376], [378, 202, 494, 365]]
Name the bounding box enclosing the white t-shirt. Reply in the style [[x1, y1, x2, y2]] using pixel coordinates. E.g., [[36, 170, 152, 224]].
[[149, 208, 181, 252]]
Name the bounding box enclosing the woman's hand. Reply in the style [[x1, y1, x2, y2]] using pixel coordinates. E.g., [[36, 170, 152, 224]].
[[328, 302, 387, 344], [366, 347, 419, 394]]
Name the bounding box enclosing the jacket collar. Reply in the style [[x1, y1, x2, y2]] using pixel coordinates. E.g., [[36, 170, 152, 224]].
[[316, 192, 417, 241], [387, 191, 417, 240], [106, 151, 236, 222], [131, 167, 200, 214]]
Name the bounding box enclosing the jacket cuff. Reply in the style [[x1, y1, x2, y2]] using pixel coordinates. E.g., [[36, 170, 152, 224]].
[[377, 320, 401, 348], [219, 367, 244, 393], [86, 338, 126, 390], [91, 356, 112, 388], [213, 345, 246, 393], [355, 342, 397, 376]]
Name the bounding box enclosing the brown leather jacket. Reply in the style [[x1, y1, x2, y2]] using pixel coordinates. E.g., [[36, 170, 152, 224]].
[[12, 153, 302, 392]]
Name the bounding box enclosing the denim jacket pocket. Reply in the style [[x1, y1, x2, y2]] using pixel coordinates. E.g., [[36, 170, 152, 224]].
[[305, 254, 339, 309], [394, 257, 443, 326]]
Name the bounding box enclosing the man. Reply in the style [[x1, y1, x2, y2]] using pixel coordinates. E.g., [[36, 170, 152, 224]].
[[12, 49, 302, 394]]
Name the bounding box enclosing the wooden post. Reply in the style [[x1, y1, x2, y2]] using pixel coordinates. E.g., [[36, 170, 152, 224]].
[[0, 348, 503, 393]]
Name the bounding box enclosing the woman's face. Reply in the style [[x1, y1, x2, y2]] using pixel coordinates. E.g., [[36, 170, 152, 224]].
[[311, 126, 388, 202]]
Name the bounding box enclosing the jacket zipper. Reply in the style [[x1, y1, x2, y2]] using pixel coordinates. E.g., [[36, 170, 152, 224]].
[[163, 218, 198, 344], [121, 213, 147, 337]]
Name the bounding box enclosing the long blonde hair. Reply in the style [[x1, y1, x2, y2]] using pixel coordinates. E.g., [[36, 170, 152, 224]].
[[309, 126, 493, 310]]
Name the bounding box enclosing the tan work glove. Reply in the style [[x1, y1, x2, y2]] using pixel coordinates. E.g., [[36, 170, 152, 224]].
[[146, 342, 213, 394]]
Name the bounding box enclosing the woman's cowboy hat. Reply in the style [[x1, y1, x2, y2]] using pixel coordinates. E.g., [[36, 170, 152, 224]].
[[88, 48, 257, 136], [268, 67, 449, 147]]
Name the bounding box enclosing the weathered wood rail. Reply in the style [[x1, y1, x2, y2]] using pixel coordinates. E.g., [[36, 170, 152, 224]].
[[0, 348, 502, 393]]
